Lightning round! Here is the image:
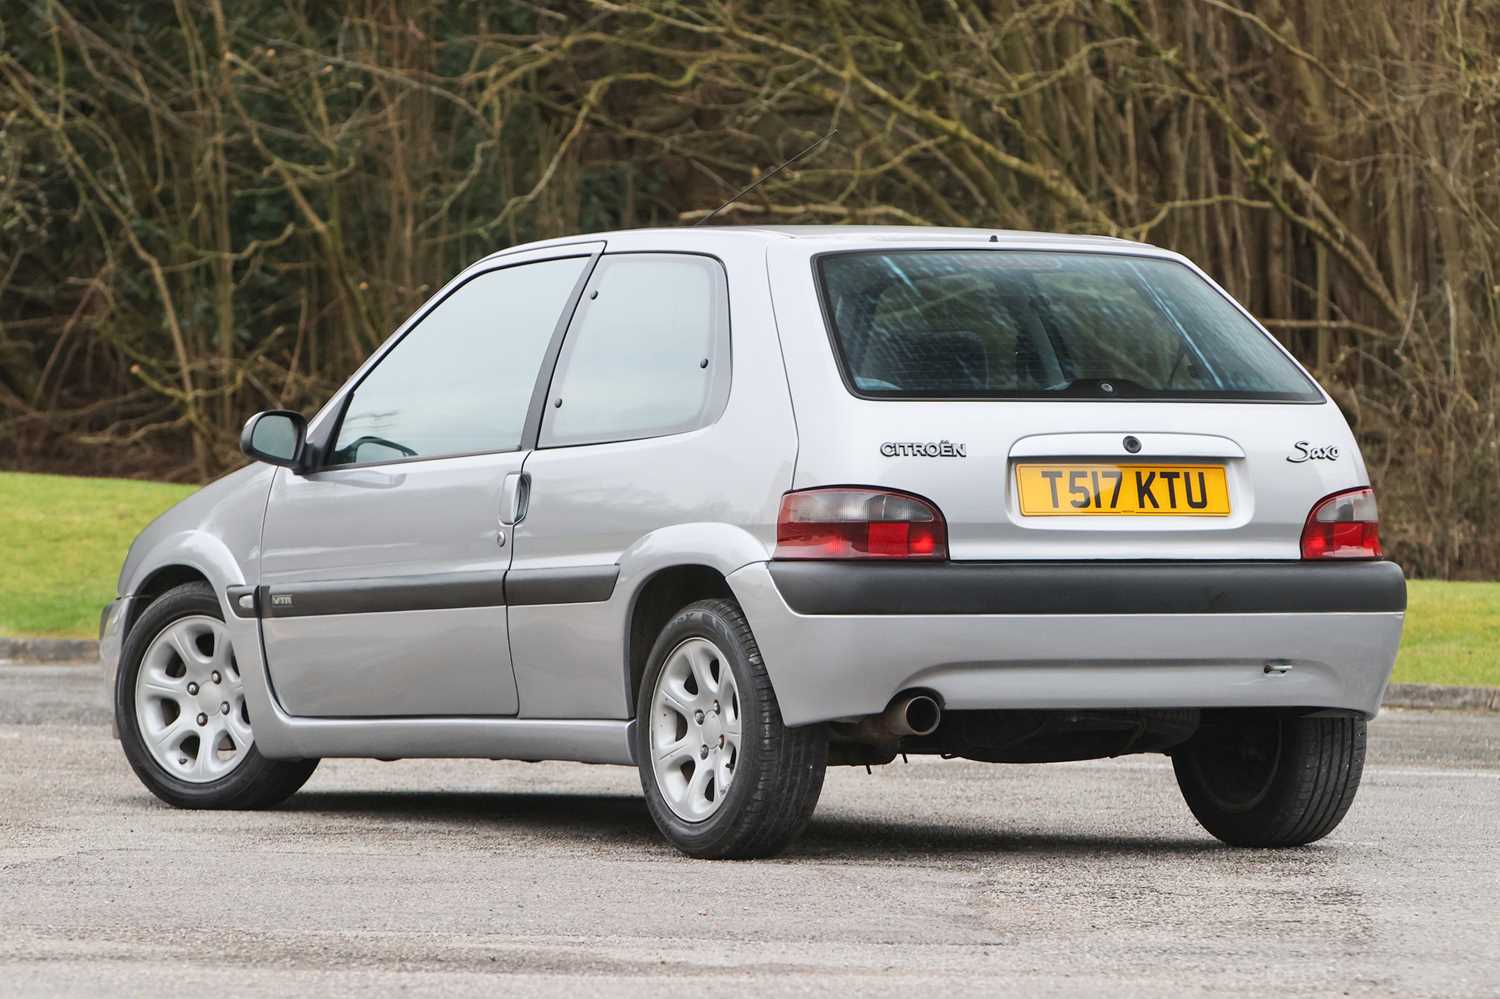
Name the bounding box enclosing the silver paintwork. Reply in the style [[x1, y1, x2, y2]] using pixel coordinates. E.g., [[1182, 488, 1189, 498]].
[[504, 521, 777, 721], [134, 615, 251, 782], [764, 237, 1359, 561], [261, 607, 517, 717], [99, 225, 1405, 766], [258, 452, 523, 717], [504, 232, 795, 719], [98, 597, 127, 697], [648, 637, 742, 821], [251, 713, 632, 764], [728, 562, 1403, 724], [1009, 432, 1244, 460]]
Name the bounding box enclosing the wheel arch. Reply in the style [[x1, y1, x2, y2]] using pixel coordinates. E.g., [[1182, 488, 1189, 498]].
[[624, 564, 736, 714], [612, 521, 778, 716], [123, 563, 213, 637], [120, 530, 248, 641]]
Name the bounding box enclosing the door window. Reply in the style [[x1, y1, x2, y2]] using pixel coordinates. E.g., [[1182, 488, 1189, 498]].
[[328, 256, 588, 466], [540, 253, 729, 448]]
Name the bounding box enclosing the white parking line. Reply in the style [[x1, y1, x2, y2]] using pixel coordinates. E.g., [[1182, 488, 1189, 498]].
[[1021, 756, 1500, 781], [1365, 765, 1500, 781]]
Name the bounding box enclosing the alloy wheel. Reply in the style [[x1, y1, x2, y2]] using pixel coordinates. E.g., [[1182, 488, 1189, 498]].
[[648, 637, 742, 822], [133, 615, 253, 783]]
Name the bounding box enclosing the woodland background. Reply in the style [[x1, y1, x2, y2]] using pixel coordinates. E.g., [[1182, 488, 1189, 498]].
[[1, 0, 1497, 578]]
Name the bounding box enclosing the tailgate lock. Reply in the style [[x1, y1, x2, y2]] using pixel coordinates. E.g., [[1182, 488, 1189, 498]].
[[1263, 660, 1295, 676]]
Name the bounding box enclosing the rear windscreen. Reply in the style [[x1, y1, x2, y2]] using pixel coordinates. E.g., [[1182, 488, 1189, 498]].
[[816, 250, 1322, 401]]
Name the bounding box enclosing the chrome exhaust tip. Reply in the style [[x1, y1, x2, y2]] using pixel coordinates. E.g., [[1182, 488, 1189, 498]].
[[894, 693, 942, 737], [845, 693, 942, 743]]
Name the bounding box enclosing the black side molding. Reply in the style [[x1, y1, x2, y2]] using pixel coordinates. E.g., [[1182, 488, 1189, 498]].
[[260, 571, 506, 619], [768, 560, 1408, 616], [252, 565, 620, 619], [506, 565, 619, 606]]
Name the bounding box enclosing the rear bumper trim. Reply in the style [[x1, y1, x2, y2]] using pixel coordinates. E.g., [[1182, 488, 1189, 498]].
[[729, 562, 1405, 725], [767, 560, 1406, 616]]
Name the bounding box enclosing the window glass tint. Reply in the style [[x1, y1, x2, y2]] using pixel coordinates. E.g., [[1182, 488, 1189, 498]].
[[541, 254, 729, 447], [329, 256, 586, 466], [818, 251, 1320, 401]]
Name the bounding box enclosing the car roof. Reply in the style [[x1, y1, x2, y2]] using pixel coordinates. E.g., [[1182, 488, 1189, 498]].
[[478, 224, 1156, 263], [716, 224, 1139, 245]]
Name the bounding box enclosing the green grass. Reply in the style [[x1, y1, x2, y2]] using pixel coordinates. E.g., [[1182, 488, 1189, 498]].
[[1394, 579, 1500, 687], [0, 471, 196, 637], [0, 471, 1496, 687]]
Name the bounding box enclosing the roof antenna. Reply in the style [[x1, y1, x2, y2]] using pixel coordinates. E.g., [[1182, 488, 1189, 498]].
[[692, 128, 838, 227]]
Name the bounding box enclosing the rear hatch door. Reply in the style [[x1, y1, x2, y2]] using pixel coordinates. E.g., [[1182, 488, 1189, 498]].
[[770, 239, 1367, 560]]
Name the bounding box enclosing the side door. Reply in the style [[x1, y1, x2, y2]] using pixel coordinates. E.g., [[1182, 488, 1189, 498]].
[[257, 246, 599, 717], [507, 252, 735, 717]]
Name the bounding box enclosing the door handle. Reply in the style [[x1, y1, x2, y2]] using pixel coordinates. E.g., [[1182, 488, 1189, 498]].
[[500, 471, 530, 526]]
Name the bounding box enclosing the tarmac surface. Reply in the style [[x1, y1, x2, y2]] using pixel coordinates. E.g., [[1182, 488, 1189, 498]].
[[1, 663, 1497, 997]]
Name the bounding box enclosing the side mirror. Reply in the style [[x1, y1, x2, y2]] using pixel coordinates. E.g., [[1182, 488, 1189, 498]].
[[240, 410, 307, 469]]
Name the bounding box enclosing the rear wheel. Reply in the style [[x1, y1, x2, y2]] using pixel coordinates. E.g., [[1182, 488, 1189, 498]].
[[635, 598, 827, 859], [116, 582, 318, 809], [1173, 711, 1366, 847]]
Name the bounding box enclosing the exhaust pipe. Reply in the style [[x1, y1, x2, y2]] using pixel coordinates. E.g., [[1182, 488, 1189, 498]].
[[850, 693, 942, 743]]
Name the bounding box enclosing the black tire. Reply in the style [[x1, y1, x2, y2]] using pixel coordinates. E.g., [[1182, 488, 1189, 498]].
[[635, 598, 827, 859], [1172, 711, 1366, 847], [115, 582, 319, 809]]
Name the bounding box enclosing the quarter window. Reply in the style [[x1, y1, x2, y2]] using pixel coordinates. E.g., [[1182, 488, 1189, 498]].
[[329, 256, 587, 466], [540, 254, 729, 448]]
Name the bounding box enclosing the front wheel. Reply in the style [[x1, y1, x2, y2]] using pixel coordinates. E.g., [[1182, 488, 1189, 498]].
[[1173, 711, 1366, 847], [116, 582, 319, 809], [635, 598, 827, 859]]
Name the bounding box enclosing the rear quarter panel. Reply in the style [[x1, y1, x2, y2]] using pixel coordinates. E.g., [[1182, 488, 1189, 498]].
[[506, 232, 800, 718]]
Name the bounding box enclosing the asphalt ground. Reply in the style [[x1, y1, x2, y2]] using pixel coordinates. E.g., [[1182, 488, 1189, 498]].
[[1, 664, 1497, 997]]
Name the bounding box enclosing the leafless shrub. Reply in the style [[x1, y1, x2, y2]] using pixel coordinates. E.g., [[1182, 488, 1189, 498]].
[[1, 0, 1496, 575]]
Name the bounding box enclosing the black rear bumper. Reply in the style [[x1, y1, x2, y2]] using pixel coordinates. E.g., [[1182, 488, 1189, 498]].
[[767, 560, 1407, 616]]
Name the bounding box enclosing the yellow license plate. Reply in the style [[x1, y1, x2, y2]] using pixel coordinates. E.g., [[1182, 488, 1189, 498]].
[[1015, 463, 1230, 516]]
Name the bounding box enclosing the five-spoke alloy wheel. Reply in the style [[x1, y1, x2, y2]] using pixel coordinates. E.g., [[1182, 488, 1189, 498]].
[[116, 582, 318, 810]]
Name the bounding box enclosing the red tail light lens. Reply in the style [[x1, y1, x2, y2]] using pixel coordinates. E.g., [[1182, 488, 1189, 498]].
[[775, 488, 948, 560], [1300, 487, 1382, 559]]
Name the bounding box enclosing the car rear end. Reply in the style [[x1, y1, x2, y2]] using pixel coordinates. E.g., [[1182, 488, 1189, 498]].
[[732, 231, 1405, 733]]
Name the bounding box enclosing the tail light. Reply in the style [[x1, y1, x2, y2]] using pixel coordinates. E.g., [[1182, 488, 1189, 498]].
[[1300, 487, 1382, 559], [775, 488, 948, 560]]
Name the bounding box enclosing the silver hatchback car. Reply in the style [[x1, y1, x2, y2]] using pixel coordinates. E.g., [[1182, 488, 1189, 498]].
[[102, 226, 1406, 858]]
